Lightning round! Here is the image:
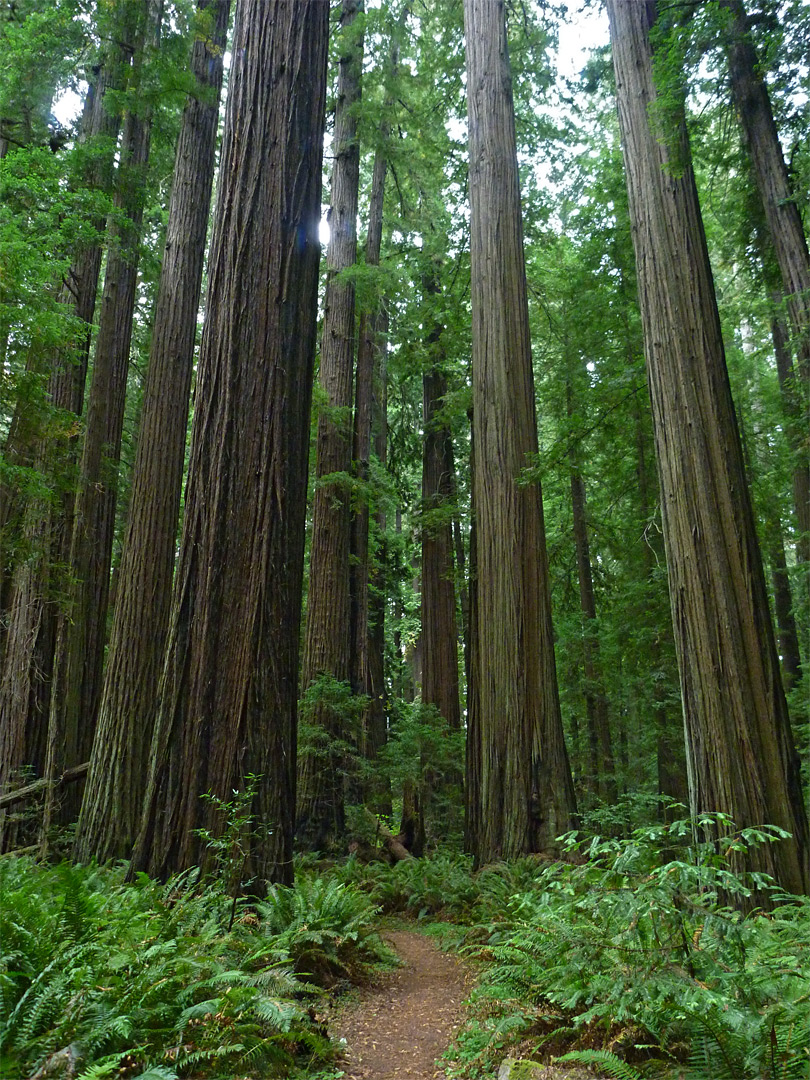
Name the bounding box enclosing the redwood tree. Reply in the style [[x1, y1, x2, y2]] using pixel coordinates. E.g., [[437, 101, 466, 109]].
[[0, 18, 132, 846], [131, 0, 329, 886], [350, 135, 391, 813], [463, 0, 576, 863], [74, 0, 231, 864], [607, 0, 809, 895], [297, 0, 364, 852], [42, 0, 164, 842]]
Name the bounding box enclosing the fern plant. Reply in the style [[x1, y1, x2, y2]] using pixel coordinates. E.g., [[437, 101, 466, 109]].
[[0, 856, 335, 1079], [255, 874, 393, 983]]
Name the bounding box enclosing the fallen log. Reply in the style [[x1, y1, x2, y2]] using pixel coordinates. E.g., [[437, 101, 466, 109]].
[[0, 762, 89, 810], [357, 806, 413, 863]]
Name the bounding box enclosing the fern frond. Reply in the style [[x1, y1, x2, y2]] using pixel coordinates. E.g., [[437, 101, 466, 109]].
[[555, 1049, 644, 1080]]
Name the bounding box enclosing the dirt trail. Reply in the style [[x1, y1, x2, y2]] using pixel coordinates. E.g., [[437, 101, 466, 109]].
[[330, 929, 471, 1080]]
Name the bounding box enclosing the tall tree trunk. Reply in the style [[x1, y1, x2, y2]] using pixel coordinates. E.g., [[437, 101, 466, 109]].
[[350, 130, 391, 814], [297, 0, 363, 852], [633, 391, 687, 813], [421, 282, 461, 738], [0, 51, 127, 846], [566, 376, 615, 803], [0, 56, 126, 638], [722, 0, 810, 388], [130, 0, 328, 887], [607, 0, 809, 896], [411, 273, 462, 848], [769, 306, 809, 671], [41, 0, 164, 844], [768, 530, 802, 694], [463, 407, 480, 854], [74, 0, 231, 864], [463, 0, 576, 863]]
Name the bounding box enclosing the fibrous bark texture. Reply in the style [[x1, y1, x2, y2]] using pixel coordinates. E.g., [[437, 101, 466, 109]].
[[43, 0, 164, 840], [297, 0, 363, 852], [463, 0, 576, 864], [350, 133, 390, 813], [75, 0, 231, 864], [131, 0, 328, 886], [0, 50, 126, 847], [722, 0, 810, 377], [607, 0, 809, 896], [722, 0, 809, 585]]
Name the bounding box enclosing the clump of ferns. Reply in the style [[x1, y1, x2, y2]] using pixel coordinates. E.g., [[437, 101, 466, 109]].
[[255, 873, 395, 984], [0, 857, 333, 1078]]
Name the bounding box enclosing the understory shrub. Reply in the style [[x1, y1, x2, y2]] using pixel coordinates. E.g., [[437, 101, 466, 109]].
[[448, 816, 809, 1080]]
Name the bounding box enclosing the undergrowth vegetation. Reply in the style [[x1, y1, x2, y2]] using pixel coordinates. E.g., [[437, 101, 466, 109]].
[[0, 858, 388, 1079], [3, 813, 808, 1080], [334, 814, 810, 1080]]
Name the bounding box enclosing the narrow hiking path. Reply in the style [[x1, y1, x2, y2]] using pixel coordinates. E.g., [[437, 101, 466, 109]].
[[330, 929, 471, 1080], [330, 928, 606, 1080]]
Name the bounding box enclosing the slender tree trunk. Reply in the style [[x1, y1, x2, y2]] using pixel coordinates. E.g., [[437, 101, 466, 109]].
[[350, 132, 391, 814], [768, 530, 802, 694], [769, 307, 809, 671], [42, 0, 164, 844], [74, 0, 231, 864], [421, 283, 461, 737], [296, 0, 363, 852], [453, 517, 470, 690], [463, 0, 576, 863], [722, 0, 810, 387], [633, 393, 687, 812], [463, 407, 480, 854], [130, 0, 328, 887], [566, 377, 615, 803], [607, 0, 809, 896]]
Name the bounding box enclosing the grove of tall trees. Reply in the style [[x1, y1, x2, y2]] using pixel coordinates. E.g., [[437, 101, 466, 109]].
[[1, 0, 808, 904]]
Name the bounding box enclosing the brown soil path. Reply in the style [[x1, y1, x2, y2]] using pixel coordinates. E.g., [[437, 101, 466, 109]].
[[330, 929, 471, 1080]]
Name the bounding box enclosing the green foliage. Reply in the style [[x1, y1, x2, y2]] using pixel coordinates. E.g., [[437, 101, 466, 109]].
[[255, 874, 392, 985], [195, 773, 271, 910], [555, 1049, 644, 1080], [0, 857, 332, 1079], [450, 819, 810, 1080]]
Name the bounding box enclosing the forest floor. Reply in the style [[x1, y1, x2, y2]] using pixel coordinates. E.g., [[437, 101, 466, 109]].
[[329, 928, 601, 1080], [330, 929, 470, 1080]]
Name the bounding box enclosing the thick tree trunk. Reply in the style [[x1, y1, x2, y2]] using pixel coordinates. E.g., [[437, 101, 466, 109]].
[[297, 0, 363, 852], [42, 1, 164, 843], [130, 0, 328, 887], [607, 0, 809, 896], [463, 0, 576, 863], [74, 0, 231, 864]]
